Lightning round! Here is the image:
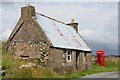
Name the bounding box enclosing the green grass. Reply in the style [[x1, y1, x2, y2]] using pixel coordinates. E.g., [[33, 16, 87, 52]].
[[2, 53, 63, 78], [2, 53, 118, 78], [65, 61, 118, 78], [1, 42, 119, 78]]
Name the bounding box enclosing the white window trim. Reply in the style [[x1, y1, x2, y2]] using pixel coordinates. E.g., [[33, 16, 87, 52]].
[[66, 50, 72, 62]]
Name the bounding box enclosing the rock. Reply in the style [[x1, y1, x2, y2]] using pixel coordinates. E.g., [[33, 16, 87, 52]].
[[44, 56, 49, 59], [0, 66, 6, 76], [2, 70, 6, 76], [37, 65, 42, 68], [19, 63, 37, 69], [0, 70, 6, 76], [28, 63, 37, 67]]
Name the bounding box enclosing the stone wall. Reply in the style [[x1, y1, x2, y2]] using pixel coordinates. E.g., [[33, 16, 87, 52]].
[[77, 51, 92, 71], [48, 48, 63, 69], [78, 51, 84, 71], [47, 48, 77, 74], [12, 41, 50, 66], [86, 52, 92, 69]]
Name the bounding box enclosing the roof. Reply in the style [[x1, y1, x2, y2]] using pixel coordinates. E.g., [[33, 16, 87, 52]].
[[35, 13, 91, 51]]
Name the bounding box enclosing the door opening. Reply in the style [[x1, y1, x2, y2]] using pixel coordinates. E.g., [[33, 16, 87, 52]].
[[76, 51, 79, 70]]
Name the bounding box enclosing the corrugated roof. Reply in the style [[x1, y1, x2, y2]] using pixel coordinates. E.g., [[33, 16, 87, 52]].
[[35, 13, 91, 51]]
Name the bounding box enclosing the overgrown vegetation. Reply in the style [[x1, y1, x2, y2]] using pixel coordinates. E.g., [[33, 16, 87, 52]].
[[1, 43, 119, 78], [2, 53, 64, 78]]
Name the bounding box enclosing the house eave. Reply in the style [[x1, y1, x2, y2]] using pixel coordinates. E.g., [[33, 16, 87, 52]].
[[50, 46, 91, 52]]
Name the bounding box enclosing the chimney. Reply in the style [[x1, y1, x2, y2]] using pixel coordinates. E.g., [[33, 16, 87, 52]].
[[21, 4, 35, 18], [67, 19, 78, 33]]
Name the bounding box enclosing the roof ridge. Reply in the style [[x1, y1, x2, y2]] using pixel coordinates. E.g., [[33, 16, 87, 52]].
[[36, 12, 67, 25]]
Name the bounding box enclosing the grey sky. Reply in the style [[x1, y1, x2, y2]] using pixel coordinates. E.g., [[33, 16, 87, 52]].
[[1, 0, 119, 2], [0, 1, 118, 55]]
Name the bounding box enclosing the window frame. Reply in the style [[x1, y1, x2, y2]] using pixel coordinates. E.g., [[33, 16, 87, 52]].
[[66, 50, 72, 62]]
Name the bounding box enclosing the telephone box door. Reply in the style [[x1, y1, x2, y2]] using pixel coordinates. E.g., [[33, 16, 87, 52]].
[[96, 50, 105, 66]]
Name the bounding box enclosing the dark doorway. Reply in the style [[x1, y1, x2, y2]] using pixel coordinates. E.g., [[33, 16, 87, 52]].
[[76, 51, 79, 70]]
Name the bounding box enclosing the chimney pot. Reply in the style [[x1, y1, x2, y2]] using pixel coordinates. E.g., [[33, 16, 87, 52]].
[[67, 19, 78, 33], [71, 19, 74, 23]]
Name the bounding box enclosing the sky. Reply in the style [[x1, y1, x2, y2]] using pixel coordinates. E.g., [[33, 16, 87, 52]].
[[0, 0, 118, 55]]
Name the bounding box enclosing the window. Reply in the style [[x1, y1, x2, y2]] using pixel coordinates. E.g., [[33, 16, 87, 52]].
[[67, 50, 72, 62], [63, 50, 72, 63]]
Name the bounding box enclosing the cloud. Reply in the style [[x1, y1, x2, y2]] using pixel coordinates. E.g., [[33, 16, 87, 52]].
[[80, 28, 118, 44], [0, 3, 2, 35], [0, 29, 12, 41], [1, 2, 118, 54], [1, 0, 119, 2]]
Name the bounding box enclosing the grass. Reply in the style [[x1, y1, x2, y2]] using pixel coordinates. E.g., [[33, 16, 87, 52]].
[[1, 43, 119, 78], [2, 53, 63, 78], [2, 53, 119, 78], [66, 61, 118, 78], [66, 57, 119, 78]]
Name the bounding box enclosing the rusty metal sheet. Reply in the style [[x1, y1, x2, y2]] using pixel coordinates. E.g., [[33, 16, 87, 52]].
[[35, 14, 91, 51]]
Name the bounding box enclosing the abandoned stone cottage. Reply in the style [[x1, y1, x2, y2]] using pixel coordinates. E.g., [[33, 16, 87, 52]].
[[5, 5, 92, 72]]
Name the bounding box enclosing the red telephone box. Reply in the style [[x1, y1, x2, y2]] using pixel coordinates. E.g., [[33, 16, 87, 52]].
[[96, 50, 105, 66]]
